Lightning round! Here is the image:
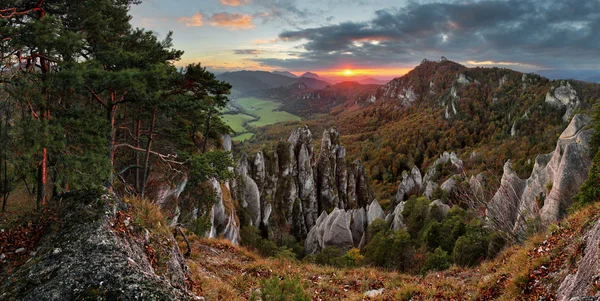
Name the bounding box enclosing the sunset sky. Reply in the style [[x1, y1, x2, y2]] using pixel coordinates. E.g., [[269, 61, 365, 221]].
[[130, 0, 600, 79]]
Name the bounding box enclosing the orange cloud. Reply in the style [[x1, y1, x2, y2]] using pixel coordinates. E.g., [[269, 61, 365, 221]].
[[178, 13, 204, 27], [254, 38, 278, 45], [220, 0, 250, 6], [208, 13, 254, 30]]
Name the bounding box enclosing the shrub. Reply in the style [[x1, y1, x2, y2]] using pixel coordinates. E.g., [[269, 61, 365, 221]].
[[253, 276, 310, 301], [421, 247, 451, 273], [314, 246, 344, 266], [340, 248, 364, 267], [364, 228, 415, 271], [241, 226, 278, 257], [453, 230, 489, 267]]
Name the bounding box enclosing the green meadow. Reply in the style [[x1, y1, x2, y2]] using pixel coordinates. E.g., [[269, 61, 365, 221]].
[[223, 97, 301, 142]]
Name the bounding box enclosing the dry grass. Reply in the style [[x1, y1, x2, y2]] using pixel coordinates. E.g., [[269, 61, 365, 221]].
[[171, 202, 600, 300], [126, 197, 171, 237]]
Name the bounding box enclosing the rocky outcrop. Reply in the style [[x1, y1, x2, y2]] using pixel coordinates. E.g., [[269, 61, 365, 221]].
[[156, 135, 241, 245], [395, 166, 422, 203], [487, 114, 593, 235], [208, 179, 241, 245], [234, 127, 373, 241], [305, 204, 379, 255], [557, 218, 600, 300], [395, 151, 463, 203], [546, 82, 580, 121], [0, 191, 198, 301]]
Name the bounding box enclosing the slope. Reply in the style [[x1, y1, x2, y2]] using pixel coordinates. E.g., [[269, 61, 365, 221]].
[[176, 201, 600, 300]]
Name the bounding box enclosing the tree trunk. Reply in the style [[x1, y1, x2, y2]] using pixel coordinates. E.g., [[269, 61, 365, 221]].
[[106, 93, 117, 189], [135, 108, 142, 194], [140, 107, 157, 199], [202, 112, 212, 153], [36, 148, 46, 210]]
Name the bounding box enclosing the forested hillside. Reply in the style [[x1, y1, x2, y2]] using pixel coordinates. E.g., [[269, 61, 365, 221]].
[[244, 59, 600, 201]]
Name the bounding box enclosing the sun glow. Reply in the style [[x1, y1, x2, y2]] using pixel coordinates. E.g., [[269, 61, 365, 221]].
[[344, 69, 353, 76]]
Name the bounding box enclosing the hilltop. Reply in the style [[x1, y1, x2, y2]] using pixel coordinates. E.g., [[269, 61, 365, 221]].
[[243, 59, 600, 200]]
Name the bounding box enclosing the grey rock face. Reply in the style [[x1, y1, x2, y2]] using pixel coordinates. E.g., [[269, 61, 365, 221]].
[[305, 203, 377, 254], [395, 166, 422, 204], [545, 82, 580, 121], [557, 218, 600, 300], [0, 191, 198, 301], [390, 202, 406, 231], [367, 200, 385, 224], [487, 114, 592, 235], [317, 128, 346, 211], [236, 127, 374, 241], [420, 151, 463, 199], [209, 179, 241, 245]]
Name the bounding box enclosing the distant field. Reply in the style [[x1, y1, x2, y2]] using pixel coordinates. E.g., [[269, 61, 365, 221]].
[[232, 132, 255, 142], [222, 97, 301, 142], [222, 113, 255, 134], [236, 97, 301, 127]]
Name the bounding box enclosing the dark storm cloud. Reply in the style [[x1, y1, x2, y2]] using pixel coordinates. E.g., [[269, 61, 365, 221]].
[[233, 49, 264, 55], [255, 0, 600, 71]]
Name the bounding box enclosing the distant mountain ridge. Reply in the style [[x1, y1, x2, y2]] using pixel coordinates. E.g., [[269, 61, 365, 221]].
[[536, 69, 600, 83], [272, 70, 298, 78], [301, 72, 320, 79], [216, 70, 330, 95]]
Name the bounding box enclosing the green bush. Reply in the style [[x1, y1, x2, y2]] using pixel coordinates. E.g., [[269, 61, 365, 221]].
[[314, 246, 344, 266], [402, 196, 430, 238], [253, 276, 310, 301], [364, 228, 415, 271], [452, 227, 489, 267], [572, 150, 600, 210], [241, 226, 278, 257], [422, 247, 451, 273]]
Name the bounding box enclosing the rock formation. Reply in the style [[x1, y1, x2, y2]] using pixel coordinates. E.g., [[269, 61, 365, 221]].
[[395, 151, 463, 204], [487, 114, 593, 235], [557, 217, 600, 300], [545, 82, 580, 121], [233, 127, 374, 242], [155, 135, 241, 244], [0, 191, 198, 300]]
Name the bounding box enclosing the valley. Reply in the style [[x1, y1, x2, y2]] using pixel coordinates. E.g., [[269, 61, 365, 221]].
[[222, 97, 301, 141]]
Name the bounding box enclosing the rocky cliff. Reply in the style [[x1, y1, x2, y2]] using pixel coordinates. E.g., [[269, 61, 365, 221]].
[[154, 135, 241, 244], [0, 190, 198, 301], [232, 126, 375, 250], [487, 114, 593, 236]]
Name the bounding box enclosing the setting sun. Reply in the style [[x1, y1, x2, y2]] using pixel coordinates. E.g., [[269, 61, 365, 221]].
[[344, 69, 353, 76]]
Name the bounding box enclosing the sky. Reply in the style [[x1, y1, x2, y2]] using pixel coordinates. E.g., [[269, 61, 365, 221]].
[[130, 0, 600, 79]]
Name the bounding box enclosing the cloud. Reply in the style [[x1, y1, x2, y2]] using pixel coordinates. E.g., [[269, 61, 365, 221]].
[[233, 49, 264, 55], [254, 0, 600, 71], [254, 38, 279, 45], [252, 0, 323, 26], [208, 12, 255, 30], [220, 0, 250, 6], [178, 13, 204, 27]]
